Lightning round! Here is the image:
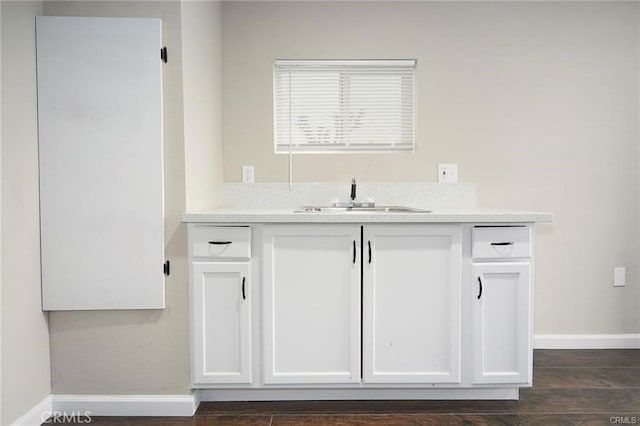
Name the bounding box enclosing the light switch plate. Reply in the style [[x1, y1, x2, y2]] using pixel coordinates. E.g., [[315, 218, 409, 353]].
[[438, 164, 458, 183], [242, 165, 254, 183]]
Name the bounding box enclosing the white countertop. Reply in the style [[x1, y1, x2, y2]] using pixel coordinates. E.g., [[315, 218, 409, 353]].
[[182, 208, 552, 224]]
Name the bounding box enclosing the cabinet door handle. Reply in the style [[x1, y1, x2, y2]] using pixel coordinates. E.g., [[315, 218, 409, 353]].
[[209, 241, 232, 245], [477, 276, 483, 300], [242, 276, 246, 300], [368, 240, 372, 264], [353, 240, 356, 264], [490, 241, 514, 246]]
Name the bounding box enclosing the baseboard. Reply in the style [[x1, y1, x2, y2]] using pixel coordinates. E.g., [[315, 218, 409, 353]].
[[52, 393, 199, 417], [198, 387, 520, 401], [192, 389, 202, 411], [10, 395, 53, 426], [534, 334, 640, 349]]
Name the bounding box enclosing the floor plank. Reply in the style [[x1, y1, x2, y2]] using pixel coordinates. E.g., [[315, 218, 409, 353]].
[[568, 414, 640, 425], [516, 388, 640, 414], [534, 367, 640, 388], [195, 416, 272, 426], [52, 417, 197, 425], [534, 349, 640, 368], [271, 414, 577, 425]]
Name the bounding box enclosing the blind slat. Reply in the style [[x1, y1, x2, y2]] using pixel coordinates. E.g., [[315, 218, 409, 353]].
[[274, 59, 415, 153]]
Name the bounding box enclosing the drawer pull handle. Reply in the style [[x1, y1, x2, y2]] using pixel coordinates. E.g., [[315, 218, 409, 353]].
[[368, 240, 372, 264], [353, 240, 356, 264], [490, 241, 514, 246], [242, 276, 246, 300], [209, 241, 232, 245], [477, 276, 483, 300]]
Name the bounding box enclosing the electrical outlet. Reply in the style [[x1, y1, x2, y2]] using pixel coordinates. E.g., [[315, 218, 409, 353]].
[[438, 164, 458, 183], [614, 267, 626, 287], [242, 165, 254, 183]]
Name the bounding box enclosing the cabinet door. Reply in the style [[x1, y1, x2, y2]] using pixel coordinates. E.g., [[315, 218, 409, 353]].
[[191, 262, 251, 384], [37, 17, 164, 310], [471, 262, 531, 384], [263, 225, 361, 384], [363, 225, 462, 383]]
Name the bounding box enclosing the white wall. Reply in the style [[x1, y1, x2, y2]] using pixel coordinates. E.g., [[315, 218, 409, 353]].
[[182, 0, 224, 211], [222, 1, 640, 335], [1, 1, 52, 424], [44, 1, 191, 395]]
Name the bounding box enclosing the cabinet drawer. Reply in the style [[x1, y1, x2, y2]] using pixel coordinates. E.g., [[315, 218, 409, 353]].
[[190, 226, 251, 259], [472, 226, 530, 260]]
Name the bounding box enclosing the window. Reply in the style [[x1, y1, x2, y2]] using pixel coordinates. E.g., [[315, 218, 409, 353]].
[[274, 60, 416, 153]]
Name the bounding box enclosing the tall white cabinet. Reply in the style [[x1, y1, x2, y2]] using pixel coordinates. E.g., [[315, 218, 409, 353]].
[[262, 225, 361, 384], [363, 225, 461, 383]]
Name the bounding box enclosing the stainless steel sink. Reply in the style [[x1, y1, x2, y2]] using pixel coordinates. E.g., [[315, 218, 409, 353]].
[[294, 206, 432, 213]]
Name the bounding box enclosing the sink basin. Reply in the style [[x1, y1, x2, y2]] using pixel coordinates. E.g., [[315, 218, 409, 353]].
[[294, 206, 432, 213]]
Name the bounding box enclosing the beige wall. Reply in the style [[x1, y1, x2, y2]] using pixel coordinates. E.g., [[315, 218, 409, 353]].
[[223, 2, 640, 334], [183, 0, 224, 211], [44, 1, 191, 394], [1, 4, 4, 421], [1, 1, 52, 424]]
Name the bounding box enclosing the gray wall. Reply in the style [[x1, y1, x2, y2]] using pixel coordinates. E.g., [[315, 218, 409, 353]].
[[222, 1, 640, 335], [1, 1, 52, 423]]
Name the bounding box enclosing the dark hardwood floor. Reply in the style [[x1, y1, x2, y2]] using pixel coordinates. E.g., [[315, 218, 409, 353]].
[[48, 349, 640, 425]]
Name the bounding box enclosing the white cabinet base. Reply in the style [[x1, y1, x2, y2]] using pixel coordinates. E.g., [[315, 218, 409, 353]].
[[197, 387, 520, 401], [188, 222, 538, 399]]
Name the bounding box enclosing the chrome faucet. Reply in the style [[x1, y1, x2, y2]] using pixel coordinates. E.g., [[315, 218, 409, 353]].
[[350, 178, 357, 204], [333, 178, 375, 208]]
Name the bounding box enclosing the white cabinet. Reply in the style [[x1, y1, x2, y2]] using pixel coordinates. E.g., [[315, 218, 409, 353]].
[[186, 221, 539, 399], [471, 263, 531, 384], [191, 262, 251, 384], [363, 225, 462, 383], [189, 226, 252, 385], [471, 226, 533, 385], [262, 225, 361, 384], [262, 224, 462, 385]]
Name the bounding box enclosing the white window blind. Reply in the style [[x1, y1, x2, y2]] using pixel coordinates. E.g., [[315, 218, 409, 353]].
[[274, 60, 416, 153]]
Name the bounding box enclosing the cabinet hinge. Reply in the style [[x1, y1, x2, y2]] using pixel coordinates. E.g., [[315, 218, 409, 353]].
[[163, 260, 170, 276], [160, 47, 168, 63]]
